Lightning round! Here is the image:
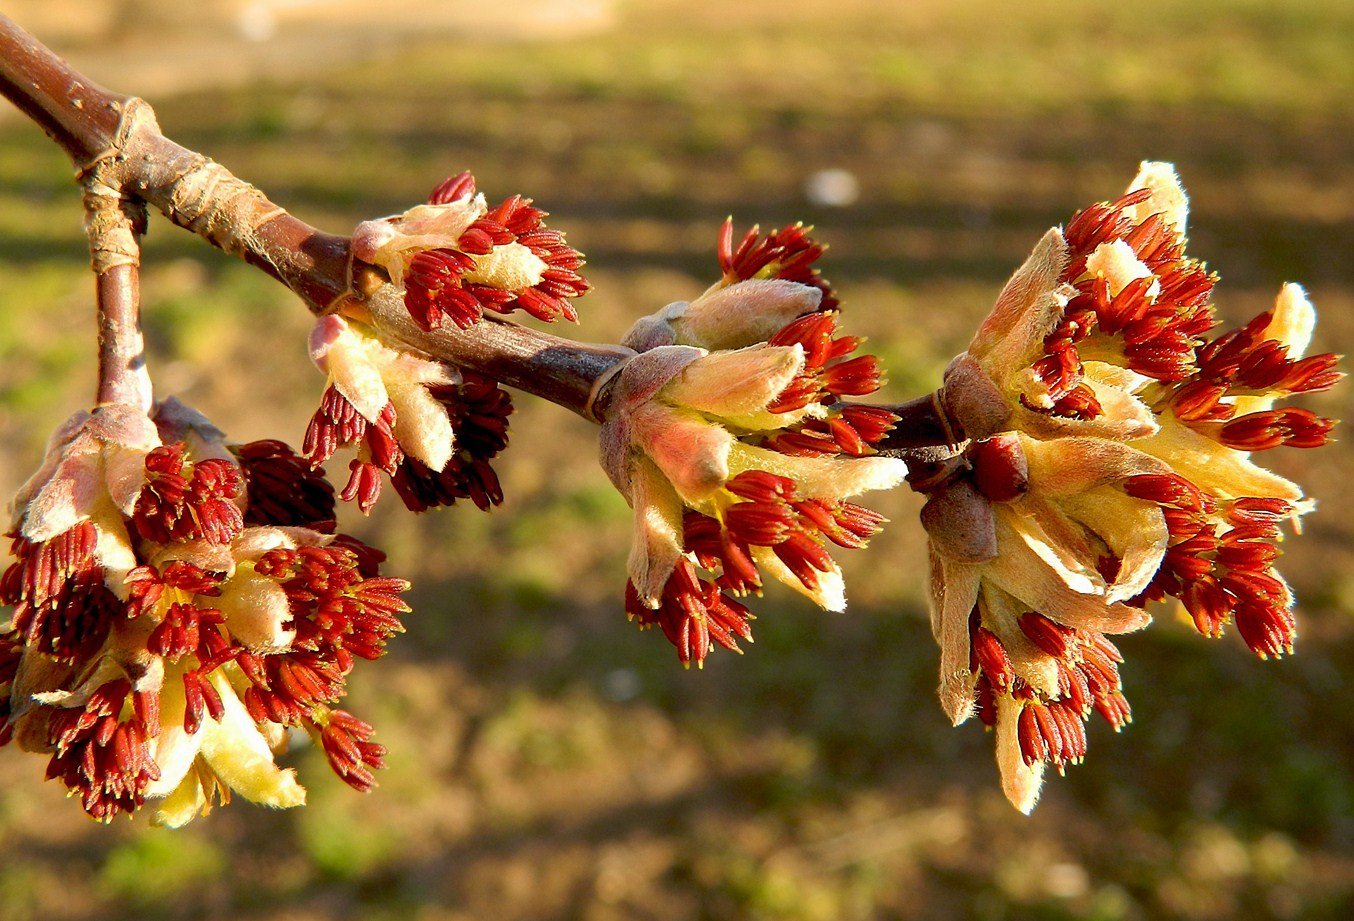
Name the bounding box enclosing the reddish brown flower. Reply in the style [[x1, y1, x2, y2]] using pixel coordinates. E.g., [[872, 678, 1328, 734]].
[[926, 162, 1341, 811], [352, 171, 590, 331], [2, 403, 413, 824], [44, 678, 161, 823], [624, 559, 753, 668], [131, 445, 244, 546], [237, 545, 408, 726], [234, 439, 337, 528], [1, 522, 121, 662], [390, 373, 512, 512], [306, 315, 514, 514]]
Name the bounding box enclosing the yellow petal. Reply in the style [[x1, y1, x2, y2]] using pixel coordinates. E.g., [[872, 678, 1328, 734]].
[[626, 458, 687, 608], [1136, 414, 1302, 502], [386, 373, 455, 471], [1057, 488, 1168, 604], [1084, 240, 1155, 296], [676, 279, 823, 350], [930, 551, 980, 725], [969, 228, 1070, 378], [995, 695, 1044, 814], [1234, 284, 1318, 416], [986, 511, 1151, 635], [152, 771, 209, 828], [91, 504, 138, 598], [751, 545, 846, 612], [1126, 161, 1189, 235], [1020, 434, 1170, 496], [1265, 283, 1316, 359], [464, 242, 548, 291], [1010, 495, 1103, 581], [199, 672, 306, 810], [726, 443, 907, 500], [216, 568, 297, 653], [629, 403, 733, 504], [146, 680, 203, 799], [324, 332, 391, 422]]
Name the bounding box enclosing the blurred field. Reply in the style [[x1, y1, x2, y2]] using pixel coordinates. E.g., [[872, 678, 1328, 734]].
[[1, 1, 1353, 919]]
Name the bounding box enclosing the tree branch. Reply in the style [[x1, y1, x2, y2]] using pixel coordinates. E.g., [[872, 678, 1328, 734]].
[[84, 179, 152, 409], [0, 12, 957, 445]]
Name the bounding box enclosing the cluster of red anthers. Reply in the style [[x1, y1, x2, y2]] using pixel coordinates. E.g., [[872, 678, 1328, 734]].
[[1029, 188, 1217, 419], [917, 432, 1137, 780], [975, 612, 1132, 774], [1009, 187, 1339, 666], [687, 471, 884, 593], [763, 312, 897, 457], [1170, 309, 1341, 447], [403, 172, 591, 331], [45, 678, 161, 820], [726, 223, 896, 458], [0, 437, 408, 821], [234, 438, 337, 528], [1127, 476, 1298, 658], [624, 560, 754, 668], [305, 371, 513, 515], [393, 377, 513, 513], [3, 521, 120, 663], [718, 217, 840, 312], [628, 468, 890, 669], [133, 446, 245, 545]]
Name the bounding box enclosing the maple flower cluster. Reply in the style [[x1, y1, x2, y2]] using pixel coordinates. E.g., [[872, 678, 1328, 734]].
[[304, 314, 513, 514], [351, 171, 590, 331], [305, 171, 578, 514], [605, 222, 905, 665], [919, 163, 1341, 811], [0, 400, 408, 824]]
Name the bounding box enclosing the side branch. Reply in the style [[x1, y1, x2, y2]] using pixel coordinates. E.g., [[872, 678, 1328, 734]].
[[84, 178, 151, 410]]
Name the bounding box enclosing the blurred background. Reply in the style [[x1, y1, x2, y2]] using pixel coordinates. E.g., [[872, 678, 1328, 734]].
[[1, 1, 1352, 919]]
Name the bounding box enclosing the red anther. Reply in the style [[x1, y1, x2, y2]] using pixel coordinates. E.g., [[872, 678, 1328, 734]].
[[315, 709, 386, 792], [725, 470, 796, 503], [1220, 408, 1334, 451], [767, 312, 885, 411], [389, 375, 513, 514], [1182, 577, 1233, 637], [970, 626, 1013, 691], [44, 679, 160, 821], [625, 559, 753, 667], [1018, 611, 1074, 658], [426, 171, 476, 205], [234, 439, 336, 528], [1093, 690, 1133, 731], [1124, 473, 1205, 511]]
